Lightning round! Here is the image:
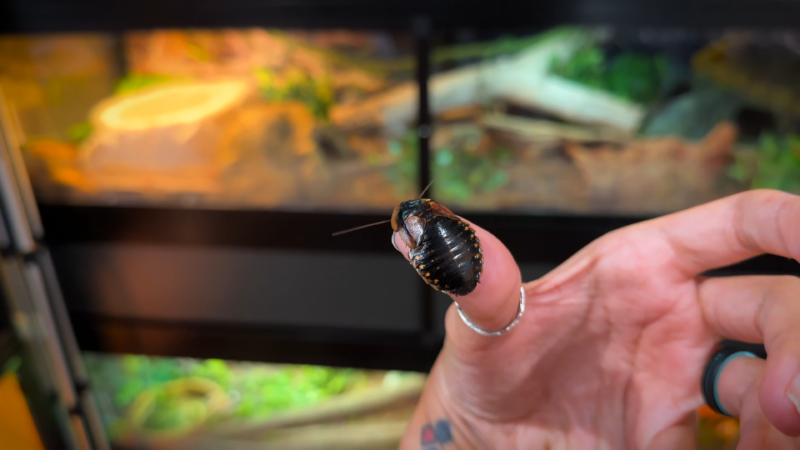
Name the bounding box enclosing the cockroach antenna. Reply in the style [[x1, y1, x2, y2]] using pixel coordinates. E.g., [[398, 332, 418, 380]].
[[418, 178, 435, 199], [331, 220, 392, 237], [332, 179, 434, 237]]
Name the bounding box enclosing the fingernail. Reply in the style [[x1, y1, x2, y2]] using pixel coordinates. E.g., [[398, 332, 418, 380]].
[[391, 232, 400, 252], [788, 374, 800, 414]]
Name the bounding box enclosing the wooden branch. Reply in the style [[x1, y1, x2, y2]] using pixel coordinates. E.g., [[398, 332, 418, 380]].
[[330, 29, 645, 135], [480, 113, 631, 144], [151, 420, 409, 450]]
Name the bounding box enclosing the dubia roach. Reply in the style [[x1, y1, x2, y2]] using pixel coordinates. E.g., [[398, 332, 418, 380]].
[[390, 198, 483, 296], [333, 185, 483, 296]]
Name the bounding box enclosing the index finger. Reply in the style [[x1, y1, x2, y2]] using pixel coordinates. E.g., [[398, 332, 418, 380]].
[[649, 189, 800, 277]]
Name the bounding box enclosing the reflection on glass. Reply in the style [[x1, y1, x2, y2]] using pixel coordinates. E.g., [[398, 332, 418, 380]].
[[82, 352, 425, 447], [428, 27, 800, 215], [0, 30, 418, 210]]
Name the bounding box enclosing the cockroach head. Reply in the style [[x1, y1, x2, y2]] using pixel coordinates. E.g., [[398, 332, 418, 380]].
[[391, 199, 427, 232]]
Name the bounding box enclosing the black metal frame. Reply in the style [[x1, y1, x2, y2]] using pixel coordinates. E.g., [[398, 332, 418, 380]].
[[65, 254, 800, 374], [4, 0, 800, 32], [0, 273, 15, 368], [6, 0, 800, 374], [0, 329, 20, 374], [9, 344, 73, 450], [37, 201, 800, 371], [37, 204, 648, 263], [70, 313, 443, 372]]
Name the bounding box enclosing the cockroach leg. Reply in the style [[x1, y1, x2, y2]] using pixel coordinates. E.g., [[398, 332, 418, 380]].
[[403, 216, 426, 247]]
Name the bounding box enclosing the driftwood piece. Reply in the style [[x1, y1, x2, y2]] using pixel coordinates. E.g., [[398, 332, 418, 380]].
[[330, 83, 417, 136], [152, 420, 409, 450], [480, 113, 631, 145], [331, 30, 646, 135], [565, 122, 739, 213], [436, 104, 485, 123]]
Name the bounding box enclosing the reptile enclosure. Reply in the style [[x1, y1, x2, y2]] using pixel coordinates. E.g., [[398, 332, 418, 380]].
[[4, 0, 800, 372], [2, 1, 800, 448]]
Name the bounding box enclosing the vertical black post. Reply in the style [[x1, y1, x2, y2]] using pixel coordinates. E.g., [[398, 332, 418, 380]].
[[13, 346, 70, 450], [414, 16, 436, 342]]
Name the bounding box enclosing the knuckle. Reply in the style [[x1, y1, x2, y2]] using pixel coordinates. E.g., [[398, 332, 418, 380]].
[[742, 188, 798, 202], [760, 276, 800, 340]]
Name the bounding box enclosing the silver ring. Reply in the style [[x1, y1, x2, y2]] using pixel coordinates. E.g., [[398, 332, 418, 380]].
[[454, 287, 526, 336]]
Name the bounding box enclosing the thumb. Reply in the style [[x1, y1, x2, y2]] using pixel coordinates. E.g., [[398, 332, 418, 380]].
[[393, 218, 524, 344]]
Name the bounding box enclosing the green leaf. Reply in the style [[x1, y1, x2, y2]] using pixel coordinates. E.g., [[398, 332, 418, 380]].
[[549, 45, 667, 104], [114, 74, 175, 95], [735, 132, 800, 196], [67, 122, 93, 144]]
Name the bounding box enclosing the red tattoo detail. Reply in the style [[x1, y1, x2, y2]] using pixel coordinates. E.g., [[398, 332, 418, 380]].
[[421, 424, 436, 444]]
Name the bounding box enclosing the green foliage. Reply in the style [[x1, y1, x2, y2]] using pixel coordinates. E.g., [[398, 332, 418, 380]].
[[384, 129, 420, 198], [113, 74, 177, 95], [86, 353, 365, 437], [550, 45, 668, 104], [728, 133, 800, 194], [432, 146, 512, 204], [2, 355, 21, 375], [233, 365, 361, 419], [115, 355, 185, 407], [67, 121, 93, 144], [255, 68, 334, 120], [191, 359, 233, 390], [384, 130, 512, 202], [141, 388, 209, 432]]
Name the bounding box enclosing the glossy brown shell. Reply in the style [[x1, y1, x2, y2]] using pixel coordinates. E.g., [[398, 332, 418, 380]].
[[392, 199, 483, 296]]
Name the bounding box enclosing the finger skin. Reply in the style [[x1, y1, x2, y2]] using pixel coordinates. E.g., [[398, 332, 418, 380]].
[[646, 189, 800, 436], [645, 414, 697, 450], [393, 218, 522, 344], [716, 356, 800, 450], [759, 339, 800, 437], [697, 275, 800, 435], [650, 189, 800, 277], [716, 354, 763, 417]]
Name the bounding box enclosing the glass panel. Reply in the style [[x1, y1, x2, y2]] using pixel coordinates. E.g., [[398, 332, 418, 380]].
[[82, 352, 425, 447], [81, 352, 737, 448], [429, 27, 800, 215], [0, 30, 417, 211]]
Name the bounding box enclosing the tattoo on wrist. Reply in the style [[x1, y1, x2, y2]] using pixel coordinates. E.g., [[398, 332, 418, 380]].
[[421, 419, 453, 449]]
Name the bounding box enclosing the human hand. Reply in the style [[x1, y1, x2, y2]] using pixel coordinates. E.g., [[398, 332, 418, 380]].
[[395, 189, 800, 449]]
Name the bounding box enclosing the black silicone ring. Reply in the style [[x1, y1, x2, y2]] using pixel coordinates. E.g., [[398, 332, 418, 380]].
[[701, 341, 767, 417]]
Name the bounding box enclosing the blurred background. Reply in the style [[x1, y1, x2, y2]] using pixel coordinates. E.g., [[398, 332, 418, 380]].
[[1, 0, 800, 448]]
